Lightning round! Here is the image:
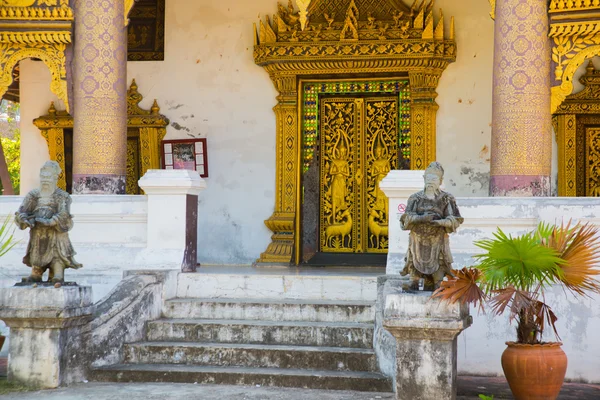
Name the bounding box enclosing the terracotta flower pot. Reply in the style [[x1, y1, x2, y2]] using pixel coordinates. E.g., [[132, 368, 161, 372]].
[[501, 342, 568, 400]]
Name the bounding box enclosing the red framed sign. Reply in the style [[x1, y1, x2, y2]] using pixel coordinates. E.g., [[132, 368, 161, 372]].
[[162, 138, 208, 178]]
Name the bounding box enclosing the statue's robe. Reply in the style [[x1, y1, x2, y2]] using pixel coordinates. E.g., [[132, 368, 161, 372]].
[[15, 189, 82, 270], [400, 190, 463, 277]]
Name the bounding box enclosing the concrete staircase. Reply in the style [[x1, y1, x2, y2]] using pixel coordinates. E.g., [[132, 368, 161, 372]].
[[92, 295, 391, 391]]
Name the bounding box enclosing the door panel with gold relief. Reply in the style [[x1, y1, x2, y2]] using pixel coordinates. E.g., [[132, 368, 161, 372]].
[[319, 96, 398, 254]]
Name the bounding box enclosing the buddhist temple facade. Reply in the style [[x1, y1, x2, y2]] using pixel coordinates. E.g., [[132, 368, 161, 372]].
[[1, 0, 600, 387], [5, 0, 599, 267]]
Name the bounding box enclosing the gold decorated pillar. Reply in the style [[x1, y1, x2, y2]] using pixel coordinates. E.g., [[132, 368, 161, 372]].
[[72, 0, 128, 194], [489, 0, 552, 196], [257, 75, 298, 265], [409, 70, 441, 170]]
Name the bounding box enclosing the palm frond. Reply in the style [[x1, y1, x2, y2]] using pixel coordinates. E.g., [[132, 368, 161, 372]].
[[474, 227, 564, 292], [532, 299, 559, 340], [548, 222, 600, 296], [489, 287, 535, 321], [432, 268, 486, 312]]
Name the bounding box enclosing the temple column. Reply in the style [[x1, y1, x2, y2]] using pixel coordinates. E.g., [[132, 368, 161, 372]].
[[72, 0, 127, 194], [409, 70, 441, 170], [489, 0, 552, 196], [256, 74, 298, 265]]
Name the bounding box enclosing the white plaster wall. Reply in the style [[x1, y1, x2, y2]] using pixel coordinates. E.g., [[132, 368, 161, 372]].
[[19, 59, 62, 194], [434, 0, 495, 196], [126, 0, 278, 264]]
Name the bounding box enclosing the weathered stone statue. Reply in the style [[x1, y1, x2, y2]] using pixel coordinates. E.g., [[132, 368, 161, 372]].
[[15, 161, 82, 283], [400, 162, 463, 291]]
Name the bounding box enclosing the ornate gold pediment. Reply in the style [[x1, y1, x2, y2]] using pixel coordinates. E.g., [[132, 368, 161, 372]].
[[254, 0, 456, 73], [0, 0, 72, 110], [556, 60, 600, 114], [549, 1, 600, 113]]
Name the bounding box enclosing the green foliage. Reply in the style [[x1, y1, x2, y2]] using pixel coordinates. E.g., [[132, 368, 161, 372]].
[[0, 99, 20, 195], [478, 395, 494, 400], [0, 214, 17, 258], [474, 227, 564, 292], [1, 132, 20, 194]]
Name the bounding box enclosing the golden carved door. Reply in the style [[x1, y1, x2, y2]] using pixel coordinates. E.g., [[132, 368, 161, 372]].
[[320, 96, 398, 254], [586, 127, 600, 196]]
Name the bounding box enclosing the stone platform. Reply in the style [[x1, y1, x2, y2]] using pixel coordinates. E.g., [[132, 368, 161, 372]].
[[2, 378, 600, 399]]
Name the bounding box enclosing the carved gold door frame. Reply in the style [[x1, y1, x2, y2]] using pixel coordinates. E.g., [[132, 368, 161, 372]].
[[554, 62, 600, 196], [319, 96, 399, 254], [253, 0, 456, 265]]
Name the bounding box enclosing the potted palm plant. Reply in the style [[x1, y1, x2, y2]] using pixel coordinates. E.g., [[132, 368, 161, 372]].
[[433, 221, 600, 400]]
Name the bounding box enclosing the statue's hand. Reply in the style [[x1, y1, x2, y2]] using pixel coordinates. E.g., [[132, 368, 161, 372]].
[[418, 214, 435, 223], [35, 217, 56, 227], [16, 213, 34, 228]]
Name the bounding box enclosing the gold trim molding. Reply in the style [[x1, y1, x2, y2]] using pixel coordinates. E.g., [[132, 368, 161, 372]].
[[550, 0, 600, 13], [33, 80, 169, 191], [488, 0, 495, 20], [253, 0, 456, 265], [125, 0, 134, 26]]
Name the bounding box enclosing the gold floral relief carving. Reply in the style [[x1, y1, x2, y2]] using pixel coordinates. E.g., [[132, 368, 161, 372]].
[[0, 41, 70, 111]]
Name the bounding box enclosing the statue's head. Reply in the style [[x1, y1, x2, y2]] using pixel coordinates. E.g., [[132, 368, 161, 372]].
[[39, 161, 61, 193], [424, 161, 444, 191]]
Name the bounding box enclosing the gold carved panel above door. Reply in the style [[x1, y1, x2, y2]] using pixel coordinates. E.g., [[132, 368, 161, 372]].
[[320, 96, 398, 254]]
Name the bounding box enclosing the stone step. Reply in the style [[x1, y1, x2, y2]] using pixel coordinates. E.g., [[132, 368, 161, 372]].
[[146, 319, 374, 349], [176, 271, 378, 301], [91, 364, 392, 392], [123, 342, 378, 372], [163, 298, 375, 323]]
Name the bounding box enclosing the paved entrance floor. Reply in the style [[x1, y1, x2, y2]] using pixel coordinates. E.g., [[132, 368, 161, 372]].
[[0, 378, 599, 399]]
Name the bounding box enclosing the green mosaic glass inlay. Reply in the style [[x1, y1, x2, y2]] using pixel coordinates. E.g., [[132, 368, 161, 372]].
[[302, 80, 411, 173]]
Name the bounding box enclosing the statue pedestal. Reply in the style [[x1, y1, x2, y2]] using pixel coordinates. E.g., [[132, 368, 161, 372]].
[[0, 285, 93, 388], [383, 289, 471, 400], [379, 170, 424, 275]]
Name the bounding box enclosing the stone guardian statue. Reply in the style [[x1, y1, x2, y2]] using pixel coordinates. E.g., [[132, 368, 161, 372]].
[[15, 161, 82, 283], [400, 162, 463, 291]]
